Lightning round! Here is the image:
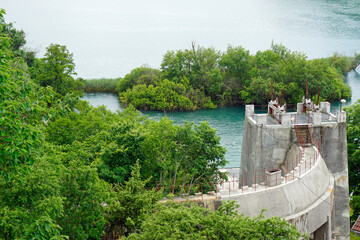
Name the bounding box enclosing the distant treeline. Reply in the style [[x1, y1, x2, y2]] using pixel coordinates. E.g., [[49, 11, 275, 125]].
[[86, 44, 359, 111]]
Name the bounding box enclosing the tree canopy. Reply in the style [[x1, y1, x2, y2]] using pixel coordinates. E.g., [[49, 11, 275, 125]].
[[116, 43, 356, 111], [126, 201, 302, 240], [31, 43, 84, 98], [345, 99, 360, 224]]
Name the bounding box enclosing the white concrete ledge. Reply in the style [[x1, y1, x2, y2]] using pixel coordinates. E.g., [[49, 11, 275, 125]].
[[221, 153, 332, 224]]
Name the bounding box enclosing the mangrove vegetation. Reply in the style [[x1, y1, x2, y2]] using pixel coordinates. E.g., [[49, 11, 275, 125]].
[[86, 44, 359, 112]]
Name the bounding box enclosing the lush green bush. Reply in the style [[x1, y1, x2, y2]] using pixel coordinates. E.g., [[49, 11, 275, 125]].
[[346, 100, 360, 225], [30, 44, 84, 98], [126, 201, 302, 240], [118, 43, 353, 111], [116, 66, 161, 93], [105, 161, 163, 237], [120, 80, 212, 111]]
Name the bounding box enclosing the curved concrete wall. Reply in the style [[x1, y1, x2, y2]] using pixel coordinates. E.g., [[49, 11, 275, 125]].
[[222, 154, 333, 234], [240, 115, 294, 184]]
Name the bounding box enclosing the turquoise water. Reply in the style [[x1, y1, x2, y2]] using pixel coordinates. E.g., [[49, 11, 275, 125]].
[[82, 70, 360, 168], [332, 70, 360, 110], [143, 107, 246, 168], [81, 94, 247, 168]]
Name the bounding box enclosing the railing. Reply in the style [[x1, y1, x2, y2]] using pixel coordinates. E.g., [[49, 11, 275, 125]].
[[218, 147, 320, 196], [144, 147, 321, 197], [309, 125, 321, 152]]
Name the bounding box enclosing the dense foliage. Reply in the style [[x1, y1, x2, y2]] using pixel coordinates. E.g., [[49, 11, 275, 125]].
[[126, 201, 302, 240], [12, 9, 359, 239], [116, 43, 357, 111], [30, 44, 84, 98], [345, 100, 360, 224], [0, 10, 231, 239], [105, 161, 164, 237]]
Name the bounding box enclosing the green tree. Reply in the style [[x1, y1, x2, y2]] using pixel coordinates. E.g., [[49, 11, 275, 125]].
[[96, 120, 145, 184], [32, 44, 83, 97], [95, 108, 146, 184], [142, 118, 227, 194], [161, 45, 222, 93], [345, 100, 360, 223], [0, 154, 64, 239], [126, 201, 302, 239], [116, 66, 161, 93], [23, 216, 68, 240], [0, 10, 36, 66], [44, 102, 116, 146], [219, 45, 252, 102], [105, 161, 163, 238], [57, 161, 109, 240], [0, 11, 58, 177]]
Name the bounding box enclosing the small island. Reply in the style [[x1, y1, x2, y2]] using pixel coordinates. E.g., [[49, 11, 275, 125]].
[[85, 43, 359, 112]]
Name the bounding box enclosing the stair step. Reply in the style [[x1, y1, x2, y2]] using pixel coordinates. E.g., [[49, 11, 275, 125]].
[[295, 124, 312, 147]]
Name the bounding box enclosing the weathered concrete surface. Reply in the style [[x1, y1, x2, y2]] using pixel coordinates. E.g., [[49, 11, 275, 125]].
[[313, 216, 332, 240], [160, 194, 222, 211], [239, 105, 350, 239], [240, 115, 293, 184], [312, 123, 350, 240], [283, 144, 302, 173], [224, 156, 334, 235]]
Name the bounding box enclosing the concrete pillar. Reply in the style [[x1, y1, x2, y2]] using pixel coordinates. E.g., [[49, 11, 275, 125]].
[[320, 102, 330, 113], [257, 114, 267, 126], [246, 104, 254, 117], [313, 112, 322, 126], [337, 111, 346, 123], [297, 103, 303, 114], [316, 123, 350, 239], [281, 114, 291, 126]]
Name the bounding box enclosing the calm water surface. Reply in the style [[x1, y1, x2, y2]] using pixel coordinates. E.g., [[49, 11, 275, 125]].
[[82, 94, 247, 168]]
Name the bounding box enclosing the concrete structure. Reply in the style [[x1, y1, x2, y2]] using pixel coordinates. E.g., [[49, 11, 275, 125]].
[[221, 100, 349, 239]]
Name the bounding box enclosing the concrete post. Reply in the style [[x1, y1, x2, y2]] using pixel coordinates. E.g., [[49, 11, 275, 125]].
[[315, 122, 350, 239], [320, 102, 330, 113], [245, 105, 254, 117], [313, 112, 322, 126], [266, 169, 281, 187], [281, 114, 291, 126], [297, 103, 303, 114], [257, 114, 267, 126], [337, 111, 346, 123]]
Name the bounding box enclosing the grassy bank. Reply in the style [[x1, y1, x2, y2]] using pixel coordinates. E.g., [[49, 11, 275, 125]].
[[351, 231, 360, 240], [84, 78, 120, 93]]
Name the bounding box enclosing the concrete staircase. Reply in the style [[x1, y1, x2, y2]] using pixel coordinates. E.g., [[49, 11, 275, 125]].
[[295, 125, 312, 148]]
